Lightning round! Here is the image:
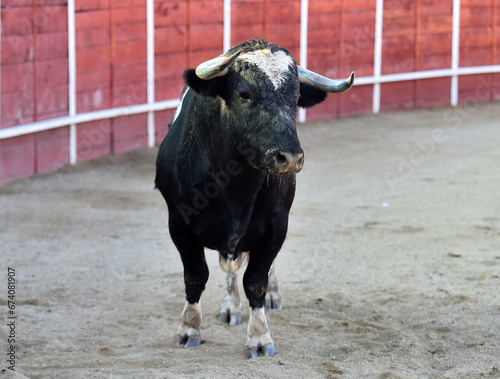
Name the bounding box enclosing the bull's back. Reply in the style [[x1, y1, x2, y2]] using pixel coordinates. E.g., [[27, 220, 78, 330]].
[[155, 88, 194, 194]]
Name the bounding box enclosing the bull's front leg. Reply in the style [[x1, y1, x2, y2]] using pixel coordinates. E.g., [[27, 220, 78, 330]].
[[174, 250, 209, 347], [174, 301, 203, 347], [169, 213, 209, 348], [243, 257, 277, 358], [243, 210, 289, 358]]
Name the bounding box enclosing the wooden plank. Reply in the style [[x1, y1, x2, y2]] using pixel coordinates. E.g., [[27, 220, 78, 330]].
[[76, 120, 112, 162], [35, 127, 69, 174], [76, 87, 111, 112], [459, 46, 492, 66], [155, 51, 187, 81], [417, 53, 452, 71], [460, 27, 493, 48], [112, 113, 148, 155], [308, 0, 341, 14], [155, 0, 187, 27], [155, 26, 188, 54], [1, 62, 34, 93], [419, 0, 453, 14], [1, 90, 34, 124], [461, 6, 493, 27], [190, 0, 224, 25], [306, 96, 339, 121], [1, 35, 35, 64], [415, 77, 451, 107], [418, 13, 453, 34], [76, 45, 110, 72], [0, 135, 35, 183], [76, 69, 111, 92], [339, 84, 373, 117], [155, 78, 185, 101], [36, 84, 69, 115], [231, 2, 264, 26], [112, 81, 148, 108], [0, 7, 34, 36], [380, 81, 415, 111], [35, 6, 68, 33], [268, 1, 300, 24], [190, 23, 223, 50]]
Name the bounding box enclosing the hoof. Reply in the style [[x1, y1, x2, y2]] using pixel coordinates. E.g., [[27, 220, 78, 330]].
[[265, 293, 281, 310], [218, 310, 242, 326], [173, 333, 202, 348], [246, 343, 275, 359]]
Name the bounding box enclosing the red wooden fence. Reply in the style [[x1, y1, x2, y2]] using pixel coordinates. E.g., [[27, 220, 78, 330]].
[[1, 0, 499, 184]]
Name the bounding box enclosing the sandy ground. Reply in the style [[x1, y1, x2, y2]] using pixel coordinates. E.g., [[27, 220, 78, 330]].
[[1, 102, 500, 379]]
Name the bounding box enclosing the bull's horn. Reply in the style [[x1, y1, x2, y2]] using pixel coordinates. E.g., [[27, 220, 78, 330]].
[[298, 67, 355, 93], [195, 49, 243, 80]]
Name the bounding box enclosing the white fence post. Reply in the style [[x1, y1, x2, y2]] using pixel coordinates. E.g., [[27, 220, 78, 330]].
[[147, 0, 155, 148], [298, 0, 308, 123], [68, 0, 77, 164], [451, 0, 461, 107]]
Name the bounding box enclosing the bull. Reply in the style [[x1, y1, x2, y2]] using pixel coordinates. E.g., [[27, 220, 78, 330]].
[[155, 39, 354, 358]]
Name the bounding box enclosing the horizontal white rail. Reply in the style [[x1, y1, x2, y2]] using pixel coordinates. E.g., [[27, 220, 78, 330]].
[[0, 99, 180, 140], [354, 65, 500, 86], [2, 63, 499, 141]]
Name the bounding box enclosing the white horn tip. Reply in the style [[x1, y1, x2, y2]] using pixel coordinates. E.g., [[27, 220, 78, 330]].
[[348, 71, 355, 84]]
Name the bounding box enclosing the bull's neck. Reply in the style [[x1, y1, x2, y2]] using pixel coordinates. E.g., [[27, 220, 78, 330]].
[[187, 97, 267, 257], [189, 98, 254, 179]]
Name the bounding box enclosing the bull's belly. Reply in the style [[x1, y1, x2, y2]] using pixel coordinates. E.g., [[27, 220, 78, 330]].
[[190, 215, 265, 257]]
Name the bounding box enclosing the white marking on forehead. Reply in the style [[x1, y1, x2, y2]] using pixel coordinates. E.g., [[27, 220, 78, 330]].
[[238, 50, 294, 89]]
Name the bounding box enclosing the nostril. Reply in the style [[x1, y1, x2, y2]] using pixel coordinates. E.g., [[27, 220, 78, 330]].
[[275, 152, 289, 168], [273, 151, 304, 173], [297, 154, 304, 169]]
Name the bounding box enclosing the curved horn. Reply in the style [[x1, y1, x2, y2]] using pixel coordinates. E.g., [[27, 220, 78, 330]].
[[298, 67, 355, 93], [195, 49, 243, 80]]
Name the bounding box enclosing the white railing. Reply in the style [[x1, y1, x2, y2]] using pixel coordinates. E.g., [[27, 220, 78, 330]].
[[1, 0, 499, 167]]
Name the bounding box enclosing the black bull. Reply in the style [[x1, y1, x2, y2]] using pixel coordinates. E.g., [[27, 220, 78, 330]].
[[155, 39, 354, 358]]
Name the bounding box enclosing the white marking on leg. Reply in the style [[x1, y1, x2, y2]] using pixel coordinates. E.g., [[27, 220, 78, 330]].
[[219, 272, 243, 325], [174, 301, 203, 347], [246, 307, 274, 349], [177, 301, 202, 336]]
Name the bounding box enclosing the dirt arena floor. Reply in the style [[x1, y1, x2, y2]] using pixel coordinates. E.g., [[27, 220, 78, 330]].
[[1, 102, 500, 379]]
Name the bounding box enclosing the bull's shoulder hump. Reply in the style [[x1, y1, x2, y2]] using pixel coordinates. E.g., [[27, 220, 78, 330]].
[[171, 87, 192, 126]]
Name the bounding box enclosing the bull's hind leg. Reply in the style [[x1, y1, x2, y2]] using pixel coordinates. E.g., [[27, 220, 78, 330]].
[[218, 272, 243, 325], [168, 212, 209, 348], [266, 262, 281, 310]]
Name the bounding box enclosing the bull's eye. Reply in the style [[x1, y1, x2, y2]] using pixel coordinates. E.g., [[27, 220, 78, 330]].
[[239, 92, 250, 100]]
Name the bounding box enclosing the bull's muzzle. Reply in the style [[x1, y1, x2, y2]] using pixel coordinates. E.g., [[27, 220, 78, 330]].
[[274, 151, 304, 174]]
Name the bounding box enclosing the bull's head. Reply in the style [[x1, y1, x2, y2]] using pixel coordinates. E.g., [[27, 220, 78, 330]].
[[183, 39, 355, 174]]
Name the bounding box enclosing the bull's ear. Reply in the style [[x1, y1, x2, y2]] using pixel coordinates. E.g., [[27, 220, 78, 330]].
[[183, 69, 230, 99], [298, 82, 328, 108]]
